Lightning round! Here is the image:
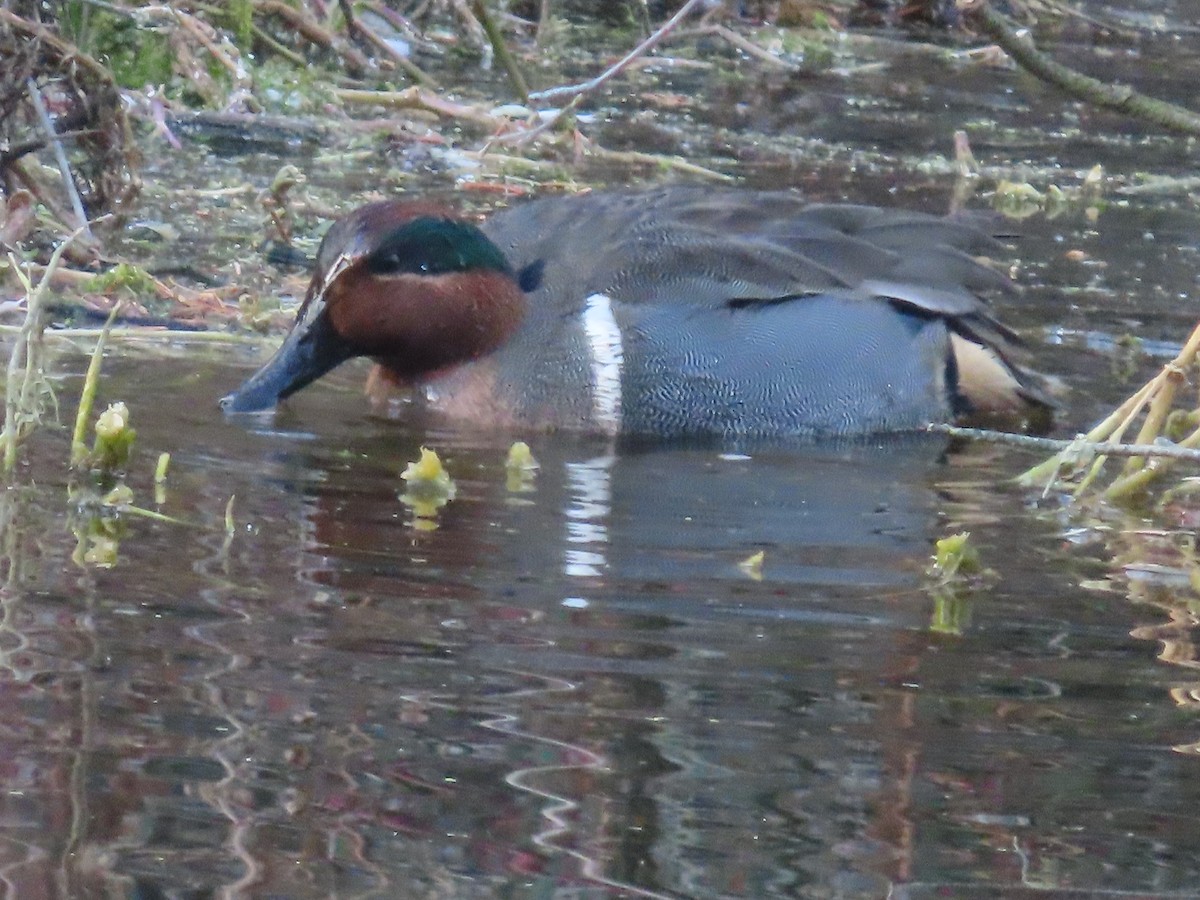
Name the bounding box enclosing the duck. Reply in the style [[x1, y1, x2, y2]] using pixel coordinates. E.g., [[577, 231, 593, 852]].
[[219, 186, 1052, 438]]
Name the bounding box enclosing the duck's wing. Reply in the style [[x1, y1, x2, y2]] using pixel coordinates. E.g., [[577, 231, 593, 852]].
[[628, 193, 1054, 414], [485, 189, 1053, 419], [488, 189, 1011, 305]]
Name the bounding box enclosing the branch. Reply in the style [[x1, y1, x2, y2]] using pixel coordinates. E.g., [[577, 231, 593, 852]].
[[25, 79, 93, 241], [254, 0, 371, 77], [332, 86, 502, 128], [348, 13, 436, 86], [470, 0, 529, 102], [1013, 318, 1200, 497], [529, 0, 708, 104], [0, 10, 115, 83], [580, 138, 735, 182], [930, 423, 1200, 464], [680, 24, 796, 71], [957, 0, 1200, 137]]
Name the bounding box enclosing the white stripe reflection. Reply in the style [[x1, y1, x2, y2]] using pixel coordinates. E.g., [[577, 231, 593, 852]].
[[564, 454, 614, 578]]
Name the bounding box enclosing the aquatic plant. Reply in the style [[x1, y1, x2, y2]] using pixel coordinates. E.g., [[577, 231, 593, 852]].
[[400, 446, 457, 526], [1, 227, 88, 473], [1020, 321, 1200, 502]]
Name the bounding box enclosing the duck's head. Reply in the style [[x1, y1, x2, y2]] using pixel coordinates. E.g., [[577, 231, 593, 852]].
[[220, 201, 529, 413]]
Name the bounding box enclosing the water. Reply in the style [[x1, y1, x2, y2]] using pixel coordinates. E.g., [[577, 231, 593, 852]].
[[2, 352, 1199, 897], [4, 6, 1200, 897]]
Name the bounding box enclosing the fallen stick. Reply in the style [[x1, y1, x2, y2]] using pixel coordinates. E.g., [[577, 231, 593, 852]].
[[957, 0, 1200, 137], [529, 0, 709, 104]]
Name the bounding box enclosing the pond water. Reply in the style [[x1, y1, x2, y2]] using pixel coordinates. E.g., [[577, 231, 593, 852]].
[[4, 7, 1200, 898], [8, 352, 1200, 898]]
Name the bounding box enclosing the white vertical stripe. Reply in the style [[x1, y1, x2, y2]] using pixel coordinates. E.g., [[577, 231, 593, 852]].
[[582, 293, 624, 434]]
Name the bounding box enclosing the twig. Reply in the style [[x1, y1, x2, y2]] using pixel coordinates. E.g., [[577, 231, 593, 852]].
[[680, 24, 796, 70], [6, 160, 96, 258], [25, 80, 93, 241], [2, 224, 92, 473], [119, 504, 200, 526], [1015, 318, 1200, 497], [170, 9, 243, 78], [582, 140, 734, 181], [333, 86, 501, 127], [254, 0, 371, 77], [250, 22, 307, 65], [536, 0, 553, 46], [346, 11, 437, 86], [469, 0, 530, 102], [453, 149, 556, 173], [337, 0, 359, 39], [165, 19, 226, 104], [492, 94, 582, 146], [957, 0, 1200, 137], [360, 1, 427, 45], [0, 10, 114, 83], [930, 423, 1200, 464], [444, 0, 488, 55], [500, 0, 708, 142], [0, 325, 266, 343], [529, 0, 708, 103], [953, 129, 980, 178]]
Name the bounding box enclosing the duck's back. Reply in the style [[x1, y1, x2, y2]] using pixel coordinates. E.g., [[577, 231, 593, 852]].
[[474, 187, 1034, 437]]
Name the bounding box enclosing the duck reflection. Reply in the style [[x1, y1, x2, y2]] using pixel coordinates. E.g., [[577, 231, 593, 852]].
[[257, 428, 954, 896]]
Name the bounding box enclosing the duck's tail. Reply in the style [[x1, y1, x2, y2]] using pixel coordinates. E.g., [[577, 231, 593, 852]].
[[948, 331, 1059, 431]]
